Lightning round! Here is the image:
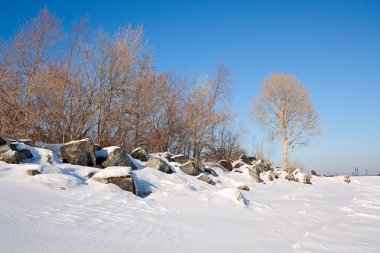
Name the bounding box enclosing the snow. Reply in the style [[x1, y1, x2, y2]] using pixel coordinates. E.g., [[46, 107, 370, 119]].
[[95, 146, 120, 158], [92, 166, 132, 179], [0, 146, 379, 252]]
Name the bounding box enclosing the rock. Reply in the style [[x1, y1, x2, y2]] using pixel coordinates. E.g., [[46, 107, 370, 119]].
[[130, 147, 149, 162], [344, 176, 351, 183], [145, 157, 172, 174], [94, 144, 103, 151], [60, 138, 96, 166], [27, 169, 41, 176], [233, 169, 243, 173], [0, 144, 33, 164], [252, 159, 271, 173], [293, 169, 312, 184], [238, 185, 250, 191], [179, 161, 199, 176], [268, 175, 274, 181], [87, 171, 97, 179], [233, 161, 245, 168], [249, 167, 261, 183], [164, 153, 173, 162], [217, 160, 233, 171], [285, 173, 296, 181], [239, 154, 251, 165], [172, 154, 190, 164], [92, 167, 136, 194], [197, 174, 215, 185], [204, 167, 218, 177], [99, 147, 138, 170], [284, 167, 297, 173], [311, 170, 318, 176], [0, 137, 6, 146], [18, 139, 35, 147]]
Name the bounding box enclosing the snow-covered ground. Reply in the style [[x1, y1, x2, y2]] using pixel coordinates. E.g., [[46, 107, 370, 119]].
[[0, 145, 379, 253]]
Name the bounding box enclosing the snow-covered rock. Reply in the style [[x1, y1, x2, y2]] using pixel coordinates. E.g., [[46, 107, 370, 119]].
[[96, 146, 138, 170], [130, 147, 149, 162], [92, 166, 136, 194], [217, 160, 233, 171], [172, 154, 190, 164], [0, 143, 33, 164], [179, 161, 199, 176], [60, 138, 96, 166], [145, 156, 172, 174]]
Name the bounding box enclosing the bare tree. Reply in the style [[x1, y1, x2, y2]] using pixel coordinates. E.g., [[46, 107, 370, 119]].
[[251, 73, 321, 170]]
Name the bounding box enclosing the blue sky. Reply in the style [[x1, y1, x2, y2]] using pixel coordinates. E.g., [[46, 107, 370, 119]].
[[1, 0, 379, 174]]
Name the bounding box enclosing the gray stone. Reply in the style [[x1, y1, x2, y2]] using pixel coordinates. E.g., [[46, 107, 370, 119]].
[[205, 167, 218, 177], [92, 170, 136, 194], [0, 144, 33, 164], [285, 173, 296, 181], [311, 170, 318, 176], [217, 160, 233, 171], [60, 138, 96, 166], [252, 159, 271, 173], [172, 154, 190, 164], [197, 174, 215, 185], [233, 161, 245, 168], [27, 169, 41, 176], [249, 167, 261, 183], [0, 137, 6, 146], [94, 144, 103, 151], [344, 176, 351, 183], [145, 157, 172, 174], [130, 147, 149, 162], [179, 161, 199, 176], [239, 154, 251, 165], [101, 147, 138, 170]]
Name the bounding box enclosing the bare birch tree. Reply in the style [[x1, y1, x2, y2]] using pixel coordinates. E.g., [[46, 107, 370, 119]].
[[251, 73, 321, 170]]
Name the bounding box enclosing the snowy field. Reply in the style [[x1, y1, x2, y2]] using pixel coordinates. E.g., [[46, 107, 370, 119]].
[[0, 145, 379, 253]]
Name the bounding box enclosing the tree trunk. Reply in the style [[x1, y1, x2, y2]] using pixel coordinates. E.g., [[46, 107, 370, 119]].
[[283, 141, 288, 170]]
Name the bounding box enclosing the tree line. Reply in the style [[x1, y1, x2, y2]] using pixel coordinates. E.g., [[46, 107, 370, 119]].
[[0, 8, 245, 160]]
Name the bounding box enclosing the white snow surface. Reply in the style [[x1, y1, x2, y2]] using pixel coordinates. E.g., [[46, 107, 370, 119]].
[[0, 145, 379, 253]]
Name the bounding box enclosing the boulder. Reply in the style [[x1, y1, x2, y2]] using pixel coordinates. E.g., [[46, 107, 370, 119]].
[[130, 147, 149, 162], [0, 137, 6, 146], [217, 160, 233, 171], [27, 169, 41, 176], [233, 169, 243, 173], [252, 159, 271, 173], [233, 161, 245, 168], [179, 161, 199, 176], [204, 167, 218, 177], [239, 154, 251, 165], [249, 167, 261, 183], [145, 157, 172, 174], [0, 143, 33, 164], [268, 175, 274, 181], [60, 138, 96, 166], [344, 176, 351, 183], [18, 139, 35, 147], [285, 173, 296, 181], [197, 174, 215, 185], [92, 167, 136, 194], [94, 144, 103, 151], [311, 170, 318, 176], [164, 153, 173, 162], [238, 185, 250, 191], [293, 169, 312, 184], [98, 147, 138, 170], [172, 154, 190, 164]]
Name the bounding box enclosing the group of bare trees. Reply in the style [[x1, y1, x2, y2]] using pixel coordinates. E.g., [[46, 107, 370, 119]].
[[0, 8, 245, 160]]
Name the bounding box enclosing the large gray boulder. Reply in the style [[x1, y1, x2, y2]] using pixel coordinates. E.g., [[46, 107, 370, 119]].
[[130, 147, 149, 162], [248, 167, 261, 183], [179, 161, 199, 176], [172, 154, 190, 164], [60, 138, 96, 166], [145, 157, 172, 174], [217, 160, 233, 171], [92, 167, 136, 194], [0, 143, 33, 164], [197, 174, 215, 185], [98, 147, 138, 170]]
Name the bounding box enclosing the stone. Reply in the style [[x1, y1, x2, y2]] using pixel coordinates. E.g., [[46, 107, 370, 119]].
[[0, 137, 6, 146], [0, 144, 33, 164], [285, 173, 296, 181], [238, 185, 250, 191], [60, 138, 96, 166], [268, 175, 274, 181], [179, 161, 199, 176], [94, 144, 103, 151], [164, 153, 173, 162], [204, 167, 218, 177], [249, 167, 261, 183], [217, 160, 233, 171], [18, 139, 35, 147], [92, 167, 136, 194], [311, 170, 318, 176], [100, 147, 138, 170], [27, 169, 41, 176], [145, 157, 172, 174], [233, 161, 245, 168], [233, 169, 243, 173], [239, 154, 251, 165], [172, 154, 190, 164], [293, 169, 312, 184], [252, 159, 271, 173], [130, 147, 149, 162], [197, 174, 215, 185], [344, 176, 351, 183]]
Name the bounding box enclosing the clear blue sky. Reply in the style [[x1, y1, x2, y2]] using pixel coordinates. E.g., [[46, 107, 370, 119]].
[[1, 0, 379, 175]]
